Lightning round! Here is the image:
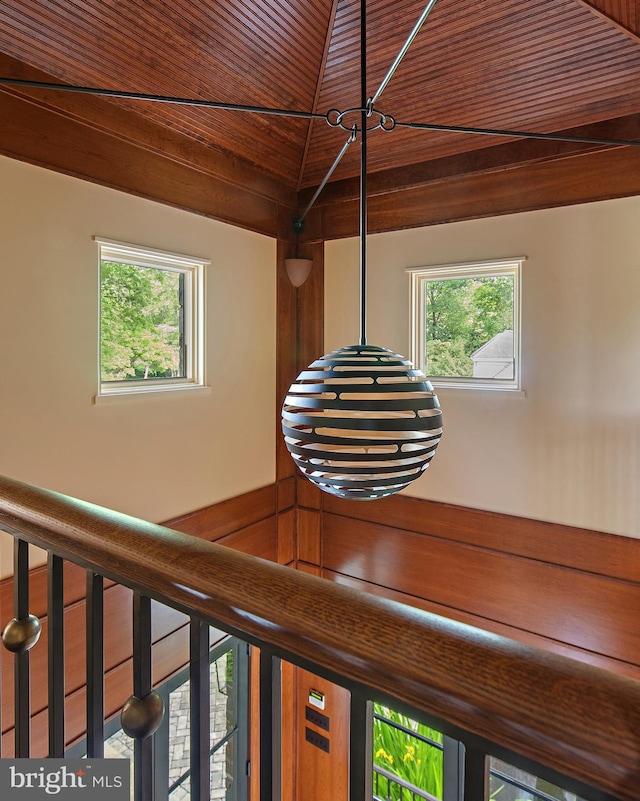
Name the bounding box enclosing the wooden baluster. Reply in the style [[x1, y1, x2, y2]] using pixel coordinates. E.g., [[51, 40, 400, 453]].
[[443, 735, 464, 801]]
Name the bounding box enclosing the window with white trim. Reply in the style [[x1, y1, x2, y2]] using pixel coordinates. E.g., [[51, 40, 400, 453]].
[[408, 258, 523, 391], [96, 239, 207, 399]]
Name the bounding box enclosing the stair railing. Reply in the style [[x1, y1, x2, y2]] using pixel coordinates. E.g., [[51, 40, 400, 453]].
[[1, 473, 639, 801]]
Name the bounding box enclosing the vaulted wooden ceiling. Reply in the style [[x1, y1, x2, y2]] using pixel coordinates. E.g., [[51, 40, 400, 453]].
[[1, 0, 640, 239]]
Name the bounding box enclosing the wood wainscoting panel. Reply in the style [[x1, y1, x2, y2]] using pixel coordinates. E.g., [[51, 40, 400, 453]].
[[297, 509, 321, 567], [323, 569, 640, 680], [297, 476, 323, 511], [278, 509, 296, 566], [321, 495, 640, 675], [296, 563, 322, 577], [217, 517, 277, 562], [323, 494, 640, 583], [278, 477, 296, 512], [166, 484, 276, 542], [294, 668, 349, 801]]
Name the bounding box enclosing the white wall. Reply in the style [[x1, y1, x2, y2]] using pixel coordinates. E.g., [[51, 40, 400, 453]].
[[0, 156, 276, 576], [325, 198, 640, 538]]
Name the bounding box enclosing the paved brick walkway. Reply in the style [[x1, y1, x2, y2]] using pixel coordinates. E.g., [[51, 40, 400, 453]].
[[105, 652, 233, 800]]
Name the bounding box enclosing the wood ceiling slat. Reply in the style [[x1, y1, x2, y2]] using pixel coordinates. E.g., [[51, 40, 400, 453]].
[[381, 8, 631, 101], [0, 30, 304, 181], [317, 2, 607, 109], [1, 0, 639, 191], [301, 0, 640, 186], [0, 0, 332, 184], [1, 0, 318, 103]]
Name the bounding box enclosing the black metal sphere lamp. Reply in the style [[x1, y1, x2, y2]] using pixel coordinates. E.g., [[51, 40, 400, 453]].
[[281, 0, 443, 500]]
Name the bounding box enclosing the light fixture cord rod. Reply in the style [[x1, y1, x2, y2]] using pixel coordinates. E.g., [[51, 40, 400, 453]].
[[297, 130, 357, 223], [0, 77, 327, 121], [359, 0, 368, 348], [370, 0, 438, 107]]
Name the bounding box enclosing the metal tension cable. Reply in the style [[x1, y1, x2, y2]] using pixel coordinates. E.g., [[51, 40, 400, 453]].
[[2, 0, 639, 248]]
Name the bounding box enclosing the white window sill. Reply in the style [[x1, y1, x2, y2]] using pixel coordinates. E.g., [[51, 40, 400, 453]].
[[94, 384, 211, 405], [433, 384, 526, 399]]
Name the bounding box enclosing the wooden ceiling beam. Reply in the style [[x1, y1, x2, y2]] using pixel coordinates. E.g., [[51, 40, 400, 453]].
[[574, 1, 640, 43], [298, 111, 640, 210], [313, 145, 640, 240], [0, 54, 298, 212], [0, 86, 294, 238]]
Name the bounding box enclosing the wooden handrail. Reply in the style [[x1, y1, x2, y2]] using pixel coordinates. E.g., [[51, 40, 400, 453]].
[[1, 474, 638, 800]]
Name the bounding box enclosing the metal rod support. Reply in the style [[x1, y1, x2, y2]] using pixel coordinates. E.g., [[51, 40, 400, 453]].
[[463, 745, 489, 801], [395, 119, 640, 147], [2, 78, 639, 147], [0, 77, 326, 120], [443, 736, 465, 801], [190, 618, 211, 801], [359, 0, 368, 347], [298, 130, 356, 222], [370, 0, 439, 106], [349, 691, 372, 801], [259, 647, 281, 801], [132, 593, 154, 801], [47, 554, 65, 757], [14, 539, 30, 758], [86, 572, 104, 758]]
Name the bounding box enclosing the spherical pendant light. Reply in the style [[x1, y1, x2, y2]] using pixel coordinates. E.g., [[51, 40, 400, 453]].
[[282, 344, 442, 500]]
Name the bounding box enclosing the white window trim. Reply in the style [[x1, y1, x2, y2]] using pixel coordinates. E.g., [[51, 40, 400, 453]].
[[94, 238, 209, 402], [407, 257, 525, 393]]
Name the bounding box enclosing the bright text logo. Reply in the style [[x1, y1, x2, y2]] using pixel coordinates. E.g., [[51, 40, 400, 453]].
[[0, 760, 129, 800]]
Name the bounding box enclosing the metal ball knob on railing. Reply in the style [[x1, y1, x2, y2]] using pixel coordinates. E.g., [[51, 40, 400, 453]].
[[1, 614, 42, 653], [121, 691, 165, 740]]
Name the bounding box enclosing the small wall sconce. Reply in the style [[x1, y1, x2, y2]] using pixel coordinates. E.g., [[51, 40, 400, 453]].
[[285, 258, 313, 287]]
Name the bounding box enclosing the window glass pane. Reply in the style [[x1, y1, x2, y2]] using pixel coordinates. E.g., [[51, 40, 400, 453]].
[[424, 274, 514, 380], [210, 649, 238, 800], [165, 647, 239, 798], [211, 738, 236, 801], [489, 757, 586, 801], [373, 703, 444, 800], [169, 775, 190, 801], [168, 676, 191, 788], [104, 726, 134, 762], [211, 648, 237, 747], [100, 261, 184, 382]]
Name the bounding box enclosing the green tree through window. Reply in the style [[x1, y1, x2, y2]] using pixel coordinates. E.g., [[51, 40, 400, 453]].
[[100, 261, 184, 382], [425, 275, 513, 378]]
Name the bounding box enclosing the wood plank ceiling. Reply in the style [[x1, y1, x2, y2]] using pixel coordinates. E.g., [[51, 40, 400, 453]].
[[1, 0, 640, 234]]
